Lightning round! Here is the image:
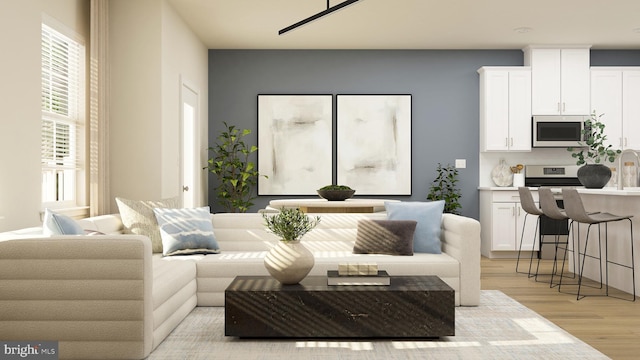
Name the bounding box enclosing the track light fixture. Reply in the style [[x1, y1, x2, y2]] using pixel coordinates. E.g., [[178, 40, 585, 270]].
[[279, 0, 362, 35]]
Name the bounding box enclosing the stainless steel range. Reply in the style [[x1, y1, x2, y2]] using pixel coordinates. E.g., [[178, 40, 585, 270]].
[[524, 165, 581, 259], [524, 165, 581, 188]]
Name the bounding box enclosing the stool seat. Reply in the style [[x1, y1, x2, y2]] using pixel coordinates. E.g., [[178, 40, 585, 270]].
[[562, 188, 636, 301]]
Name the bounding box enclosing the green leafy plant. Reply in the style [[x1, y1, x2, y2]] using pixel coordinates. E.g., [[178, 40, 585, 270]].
[[263, 208, 321, 242], [567, 111, 621, 165], [318, 185, 353, 191], [205, 122, 265, 213], [426, 163, 462, 215]]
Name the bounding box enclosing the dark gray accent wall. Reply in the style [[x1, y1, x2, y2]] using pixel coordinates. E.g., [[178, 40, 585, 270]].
[[208, 49, 640, 218]]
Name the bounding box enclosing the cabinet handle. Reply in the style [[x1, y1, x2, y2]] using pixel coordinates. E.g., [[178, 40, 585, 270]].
[[625, 137, 628, 147], [510, 138, 513, 147], [557, 102, 561, 113], [562, 102, 566, 112]]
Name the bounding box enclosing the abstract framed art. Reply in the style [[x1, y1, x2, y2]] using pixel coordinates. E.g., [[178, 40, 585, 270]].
[[336, 94, 412, 195], [257, 94, 333, 195]]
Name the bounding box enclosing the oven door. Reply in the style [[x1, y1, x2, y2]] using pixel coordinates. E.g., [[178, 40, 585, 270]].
[[532, 115, 587, 148]]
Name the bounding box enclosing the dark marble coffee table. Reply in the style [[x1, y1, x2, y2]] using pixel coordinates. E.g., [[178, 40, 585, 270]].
[[225, 275, 454, 338]]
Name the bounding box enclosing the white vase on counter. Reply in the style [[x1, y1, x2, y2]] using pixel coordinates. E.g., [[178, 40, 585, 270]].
[[513, 173, 525, 187]]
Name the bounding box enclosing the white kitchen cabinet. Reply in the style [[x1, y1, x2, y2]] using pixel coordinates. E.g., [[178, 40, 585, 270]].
[[478, 67, 532, 152], [480, 190, 539, 257], [591, 67, 640, 149], [524, 47, 591, 115]]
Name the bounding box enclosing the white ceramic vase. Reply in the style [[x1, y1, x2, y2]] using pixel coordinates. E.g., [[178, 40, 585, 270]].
[[264, 240, 314, 285]]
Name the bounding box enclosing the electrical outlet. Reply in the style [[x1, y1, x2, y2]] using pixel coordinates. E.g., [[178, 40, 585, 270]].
[[455, 159, 466, 169]]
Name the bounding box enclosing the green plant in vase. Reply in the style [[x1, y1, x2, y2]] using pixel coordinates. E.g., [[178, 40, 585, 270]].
[[567, 111, 621, 188]]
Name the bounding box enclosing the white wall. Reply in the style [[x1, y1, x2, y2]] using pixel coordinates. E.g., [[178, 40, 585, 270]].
[[109, 0, 208, 211], [0, 0, 89, 232]]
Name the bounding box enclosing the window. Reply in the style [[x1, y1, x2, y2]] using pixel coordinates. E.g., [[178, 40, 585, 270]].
[[41, 23, 85, 207]]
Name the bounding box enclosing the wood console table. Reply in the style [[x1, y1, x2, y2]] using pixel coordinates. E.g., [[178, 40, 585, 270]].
[[268, 199, 399, 213]]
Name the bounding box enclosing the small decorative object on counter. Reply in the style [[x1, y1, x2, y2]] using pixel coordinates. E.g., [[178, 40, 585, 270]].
[[491, 159, 513, 187], [511, 164, 525, 187], [623, 162, 637, 188], [607, 167, 617, 187]]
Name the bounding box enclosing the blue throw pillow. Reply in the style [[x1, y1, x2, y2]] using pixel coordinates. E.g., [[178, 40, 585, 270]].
[[43, 208, 85, 236], [385, 201, 445, 254], [153, 206, 220, 256]]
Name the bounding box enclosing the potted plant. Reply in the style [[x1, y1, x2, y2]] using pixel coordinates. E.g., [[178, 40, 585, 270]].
[[262, 208, 321, 284], [205, 122, 265, 212], [317, 184, 356, 201], [567, 112, 621, 188], [426, 163, 462, 215]]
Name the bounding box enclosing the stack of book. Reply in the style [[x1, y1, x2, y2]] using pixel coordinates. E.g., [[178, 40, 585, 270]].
[[327, 270, 390, 286]]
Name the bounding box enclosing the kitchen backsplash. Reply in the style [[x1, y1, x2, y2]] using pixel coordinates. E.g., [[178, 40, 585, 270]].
[[479, 148, 588, 187]]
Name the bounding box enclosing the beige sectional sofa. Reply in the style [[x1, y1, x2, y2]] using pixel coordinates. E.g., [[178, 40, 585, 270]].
[[0, 211, 481, 359]]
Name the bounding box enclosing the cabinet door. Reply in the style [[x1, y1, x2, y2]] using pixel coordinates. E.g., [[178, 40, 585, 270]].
[[591, 70, 623, 148], [516, 203, 539, 251], [530, 49, 562, 115], [560, 49, 591, 115], [491, 203, 517, 251], [481, 70, 510, 151], [508, 71, 532, 151], [623, 71, 640, 149]]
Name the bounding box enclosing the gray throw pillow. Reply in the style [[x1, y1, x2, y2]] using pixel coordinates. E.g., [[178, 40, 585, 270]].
[[353, 219, 417, 256]]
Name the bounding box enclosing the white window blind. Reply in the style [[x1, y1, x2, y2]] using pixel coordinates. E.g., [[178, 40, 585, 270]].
[[41, 23, 84, 204]]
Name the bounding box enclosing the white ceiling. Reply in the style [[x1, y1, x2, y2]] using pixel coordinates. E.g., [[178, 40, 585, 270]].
[[167, 0, 640, 50]]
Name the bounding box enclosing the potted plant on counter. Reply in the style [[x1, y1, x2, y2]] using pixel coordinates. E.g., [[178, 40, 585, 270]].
[[317, 184, 356, 201], [567, 111, 621, 188]]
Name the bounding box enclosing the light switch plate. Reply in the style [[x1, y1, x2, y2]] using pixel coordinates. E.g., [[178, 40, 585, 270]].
[[455, 159, 466, 168]]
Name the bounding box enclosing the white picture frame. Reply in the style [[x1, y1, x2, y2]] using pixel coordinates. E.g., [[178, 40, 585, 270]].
[[257, 94, 333, 195], [336, 94, 412, 195]]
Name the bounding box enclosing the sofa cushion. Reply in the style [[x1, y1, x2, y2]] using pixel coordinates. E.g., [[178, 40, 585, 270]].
[[43, 208, 84, 235], [116, 196, 180, 253], [385, 200, 445, 254], [153, 206, 220, 256], [353, 219, 417, 256]]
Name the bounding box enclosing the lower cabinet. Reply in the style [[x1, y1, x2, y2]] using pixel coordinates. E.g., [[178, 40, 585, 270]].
[[480, 190, 539, 258]]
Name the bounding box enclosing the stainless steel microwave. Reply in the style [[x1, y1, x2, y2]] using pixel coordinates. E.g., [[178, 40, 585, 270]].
[[532, 115, 588, 148]]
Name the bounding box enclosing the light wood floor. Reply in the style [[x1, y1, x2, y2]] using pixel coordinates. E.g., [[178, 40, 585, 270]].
[[481, 256, 640, 359]]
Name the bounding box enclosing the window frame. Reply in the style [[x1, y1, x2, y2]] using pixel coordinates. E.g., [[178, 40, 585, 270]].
[[41, 19, 87, 210]]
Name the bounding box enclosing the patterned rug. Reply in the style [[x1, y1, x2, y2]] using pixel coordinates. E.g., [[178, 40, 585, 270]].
[[147, 290, 608, 359]]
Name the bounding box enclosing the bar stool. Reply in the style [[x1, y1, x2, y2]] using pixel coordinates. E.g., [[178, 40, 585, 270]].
[[562, 188, 636, 301], [516, 187, 543, 278], [537, 187, 576, 288]]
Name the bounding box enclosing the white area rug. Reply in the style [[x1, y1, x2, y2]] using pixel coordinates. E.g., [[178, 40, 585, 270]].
[[147, 290, 608, 359]]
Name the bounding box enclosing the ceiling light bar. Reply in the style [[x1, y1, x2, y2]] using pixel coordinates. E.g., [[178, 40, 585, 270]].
[[279, 0, 361, 35]]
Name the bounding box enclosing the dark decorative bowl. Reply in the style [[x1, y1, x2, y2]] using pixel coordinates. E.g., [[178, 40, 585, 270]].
[[317, 189, 356, 201]]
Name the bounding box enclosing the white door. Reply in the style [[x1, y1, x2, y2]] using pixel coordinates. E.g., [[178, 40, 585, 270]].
[[181, 82, 199, 208]]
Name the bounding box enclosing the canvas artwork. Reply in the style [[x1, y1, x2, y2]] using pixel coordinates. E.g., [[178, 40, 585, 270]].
[[336, 95, 412, 195], [258, 95, 333, 195]]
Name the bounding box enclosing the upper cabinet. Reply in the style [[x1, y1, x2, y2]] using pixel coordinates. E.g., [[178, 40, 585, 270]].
[[478, 67, 532, 152], [591, 67, 640, 149], [523, 46, 591, 115]]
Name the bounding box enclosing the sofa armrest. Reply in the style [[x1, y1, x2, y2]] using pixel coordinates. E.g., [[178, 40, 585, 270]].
[[440, 213, 481, 306], [0, 235, 154, 359]]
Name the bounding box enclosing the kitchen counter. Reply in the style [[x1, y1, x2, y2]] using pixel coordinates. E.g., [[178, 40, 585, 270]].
[[566, 190, 639, 298]]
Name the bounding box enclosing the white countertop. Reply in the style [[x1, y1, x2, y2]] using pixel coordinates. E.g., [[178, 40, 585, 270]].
[[479, 186, 640, 196]]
